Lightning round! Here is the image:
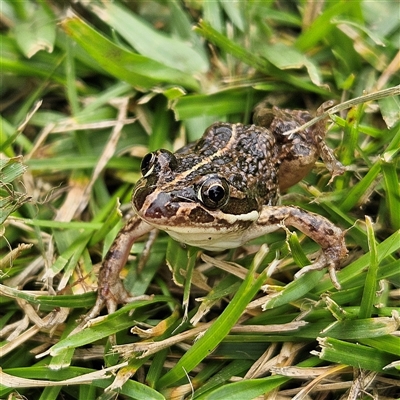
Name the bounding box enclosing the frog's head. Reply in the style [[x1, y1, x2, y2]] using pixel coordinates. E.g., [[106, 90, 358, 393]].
[[131, 123, 278, 250]]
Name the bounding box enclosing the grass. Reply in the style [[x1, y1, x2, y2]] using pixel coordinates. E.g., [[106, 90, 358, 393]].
[[1, 1, 400, 399]]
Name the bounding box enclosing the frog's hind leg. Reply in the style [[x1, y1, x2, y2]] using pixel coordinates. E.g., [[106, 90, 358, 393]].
[[257, 205, 347, 289], [253, 102, 345, 190]]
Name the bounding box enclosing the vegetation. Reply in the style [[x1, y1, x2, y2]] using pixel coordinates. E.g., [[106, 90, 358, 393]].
[[1, 1, 399, 399]]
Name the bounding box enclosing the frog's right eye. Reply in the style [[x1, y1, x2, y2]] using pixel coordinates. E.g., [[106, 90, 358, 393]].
[[140, 152, 156, 177]]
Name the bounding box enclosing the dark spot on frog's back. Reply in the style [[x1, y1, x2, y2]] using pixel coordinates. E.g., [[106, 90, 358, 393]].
[[195, 124, 233, 154], [214, 124, 233, 139]]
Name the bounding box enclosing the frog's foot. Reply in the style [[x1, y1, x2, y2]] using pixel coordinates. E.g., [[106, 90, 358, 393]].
[[88, 280, 153, 320], [71, 284, 152, 334], [294, 248, 342, 290], [257, 205, 347, 290], [82, 216, 155, 322]]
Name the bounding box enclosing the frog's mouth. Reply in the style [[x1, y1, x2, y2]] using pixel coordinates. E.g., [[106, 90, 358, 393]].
[[133, 182, 258, 232], [137, 197, 259, 251]]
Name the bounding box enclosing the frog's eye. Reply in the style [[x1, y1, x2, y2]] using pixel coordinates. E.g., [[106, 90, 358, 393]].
[[198, 176, 230, 209], [140, 152, 156, 177], [141, 150, 178, 177]]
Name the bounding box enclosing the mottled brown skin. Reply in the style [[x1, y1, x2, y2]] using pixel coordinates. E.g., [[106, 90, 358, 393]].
[[88, 103, 347, 319]]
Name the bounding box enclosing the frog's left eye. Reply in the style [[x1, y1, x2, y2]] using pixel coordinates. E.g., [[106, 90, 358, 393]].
[[140, 152, 156, 177], [198, 176, 230, 209], [141, 150, 178, 178]]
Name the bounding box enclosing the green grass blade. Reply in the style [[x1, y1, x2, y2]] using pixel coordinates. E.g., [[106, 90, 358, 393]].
[[263, 269, 325, 310], [13, 3, 56, 58], [193, 359, 253, 399], [200, 357, 321, 400], [195, 20, 330, 95], [316, 337, 399, 374], [60, 13, 199, 91], [88, 2, 209, 75], [49, 297, 169, 356], [321, 317, 398, 339], [0, 285, 95, 308], [360, 335, 400, 357], [296, 1, 361, 51], [358, 216, 379, 319], [339, 160, 381, 212], [202, 376, 289, 400], [381, 149, 400, 230]]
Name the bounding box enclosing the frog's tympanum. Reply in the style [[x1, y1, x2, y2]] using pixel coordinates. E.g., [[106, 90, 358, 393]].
[[91, 102, 347, 316]]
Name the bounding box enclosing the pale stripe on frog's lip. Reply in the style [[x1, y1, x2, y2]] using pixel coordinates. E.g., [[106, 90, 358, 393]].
[[132, 184, 259, 223], [135, 183, 258, 223], [139, 203, 260, 251], [151, 204, 258, 226]]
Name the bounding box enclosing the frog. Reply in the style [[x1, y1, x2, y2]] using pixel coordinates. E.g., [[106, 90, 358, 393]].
[[89, 101, 347, 318]]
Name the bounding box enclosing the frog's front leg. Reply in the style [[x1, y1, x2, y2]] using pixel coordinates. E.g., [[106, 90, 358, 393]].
[[87, 216, 154, 320], [256, 206, 347, 289]]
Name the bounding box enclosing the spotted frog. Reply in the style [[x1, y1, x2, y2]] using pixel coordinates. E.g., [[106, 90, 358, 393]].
[[91, 102, 347, 316]]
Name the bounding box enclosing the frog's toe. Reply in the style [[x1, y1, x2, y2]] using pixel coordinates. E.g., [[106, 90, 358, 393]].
[[327, 262, 341, 290], [110, 291, 154, 310], [98, 280, 153, 314], [294, 252, 341, 290]]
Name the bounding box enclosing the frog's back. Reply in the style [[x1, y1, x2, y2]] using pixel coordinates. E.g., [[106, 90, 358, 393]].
[[176, 122, 280, 207]]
